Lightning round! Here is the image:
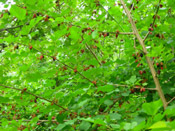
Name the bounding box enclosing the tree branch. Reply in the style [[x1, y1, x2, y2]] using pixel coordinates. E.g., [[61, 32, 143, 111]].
[[0, 84, 68, 111], [143, 0, 161, 42], [85, 43, 102, 66], [167, 96, 175, 105], [119, 0, 167, 109]]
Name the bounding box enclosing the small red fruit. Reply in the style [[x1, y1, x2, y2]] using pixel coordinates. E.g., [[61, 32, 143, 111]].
[[159, 4, 163, 8], [14, 45, 19, 50], [156, 63, 159, 66], [74, 69, 77, 73], [103, 33, 107, 37], [81, 49, 85, 54], [33, 13, 37, 18], [37, 123, 40, 125], [92, 81, 97, 85], [53, 56, 56, 61], [23, 88, 27, 91], [149, 27, 154, 31], [40, 55, 44, 60], [101, 60, 106, 64], [130, 89, 135, 93], [139, 70, 143, 75], [92, 45, 97, 49], [154, 24, 157, 28], [29, 46, 33, 50], [161, 66, 163, 70], [52, 116, 56, 120], [140, 88, 146, 93]]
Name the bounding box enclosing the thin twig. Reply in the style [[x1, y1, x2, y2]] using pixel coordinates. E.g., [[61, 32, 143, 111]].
[[99, 4, 125, 32], [99, 31, 134, 35], [0, 84, 68, 111], [85, 43, 102, 66], [167, 96, 175, 105], [143, 0, 161, 42]]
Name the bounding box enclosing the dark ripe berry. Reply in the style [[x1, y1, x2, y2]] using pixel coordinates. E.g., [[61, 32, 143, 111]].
[[33, 13, 37, 18], [23, 88, 27, 91], [154, 24, 157, 28], [91, 29, 94, 32], [44, 17, 48, 22], [40, 55, 44, 60], [58, 24, 60, 27], [159, 4, 163, 8], [107, 33, 109, 36], [92, 81, 97, 85], [130, 89, 135, 93], [101, 60, 106, 64], [29, 46, 33, 50], [81, 49, 85, 54], [14, 45, 19, 50], [149, 27, 154, 31], [157, 70, 161, 75], [155, 34, 160, 38], [143, 70, 146, 73], [153, 15, 156, 19], [116, 33, 118, 38], [140, 53, 143, 57], [134, 56, 137, 59], [89, 65, 94, 68], [53, 56, 56, 61]]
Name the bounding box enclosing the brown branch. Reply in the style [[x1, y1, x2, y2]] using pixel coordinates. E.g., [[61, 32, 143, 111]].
[[85, 43, 102, 66], [99, 31, 134, 35], [143, 0, 161, 42], [0, 84, 68, 111], [0, 25, 23, 32], [167, 96, 175, 105], [112, 84, 157, 90], [120, 0, 167, 109]]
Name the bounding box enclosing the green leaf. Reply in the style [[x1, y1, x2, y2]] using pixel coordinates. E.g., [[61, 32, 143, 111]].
[[10, 5, 26, 20], [148, 121, 167, 129], [109, 113, 121, 120], [56, 113, 67, 123], [97, 85, 114, 92], [142, 99, 163, 115], [0, 96, 10, 103], [79, 121, 91, 131], [92, 30, 98, 39]]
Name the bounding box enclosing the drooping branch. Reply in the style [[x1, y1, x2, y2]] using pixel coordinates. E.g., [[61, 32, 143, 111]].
[[0, 84, 68, 111], [119, 0, 167, 109]]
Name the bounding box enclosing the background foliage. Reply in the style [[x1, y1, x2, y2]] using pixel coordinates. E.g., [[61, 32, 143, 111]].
[[0, 0, 175, 130]]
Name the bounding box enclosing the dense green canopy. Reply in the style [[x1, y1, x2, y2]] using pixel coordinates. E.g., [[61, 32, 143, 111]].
[[0, 0, 175, 130]]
